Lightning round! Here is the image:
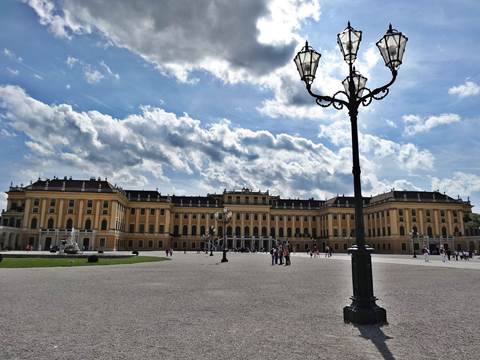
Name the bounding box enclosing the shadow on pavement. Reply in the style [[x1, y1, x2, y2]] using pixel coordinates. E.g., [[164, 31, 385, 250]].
[[356, 325, 395, 360]]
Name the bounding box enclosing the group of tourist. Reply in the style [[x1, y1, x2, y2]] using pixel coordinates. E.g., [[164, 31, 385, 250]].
[[306, 245, 333, 258], [270, 244, 292, 266], [165, 248, 173, 256], [422, 247, 474, 262]]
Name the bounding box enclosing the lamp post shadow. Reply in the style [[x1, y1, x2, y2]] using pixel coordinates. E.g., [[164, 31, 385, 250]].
[[356, 324, 395, 360]]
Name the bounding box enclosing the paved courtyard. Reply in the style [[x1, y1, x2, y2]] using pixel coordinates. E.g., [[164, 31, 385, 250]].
[[1, 252, 479, 359]]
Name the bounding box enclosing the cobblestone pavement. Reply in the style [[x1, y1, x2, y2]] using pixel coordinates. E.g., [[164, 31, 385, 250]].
[[1, 252, 479, 360]]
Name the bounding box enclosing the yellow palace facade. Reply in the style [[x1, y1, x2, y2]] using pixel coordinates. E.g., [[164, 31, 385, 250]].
[[1, 177, 479, 254]]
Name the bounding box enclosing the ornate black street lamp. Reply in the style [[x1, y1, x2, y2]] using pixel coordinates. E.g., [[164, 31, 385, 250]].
[[208, 226, 215, 256], [215, 207, 233, 263], [294, 22, 407, 325]]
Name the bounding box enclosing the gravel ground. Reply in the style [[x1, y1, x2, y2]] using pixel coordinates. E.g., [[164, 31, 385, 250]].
[[1, 252, 479, 360]]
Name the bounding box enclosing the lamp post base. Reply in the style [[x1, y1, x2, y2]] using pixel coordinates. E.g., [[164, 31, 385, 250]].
[[344, 245, 387, 325], [343, 301, 387, 325], [221, 250, 228, 263]]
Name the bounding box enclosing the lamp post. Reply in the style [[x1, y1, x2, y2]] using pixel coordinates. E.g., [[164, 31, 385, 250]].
[[409, 229, 417, 258], [295, 22, 407, 325], [208, 226, 215, 256], [215, 207, 233, 263]]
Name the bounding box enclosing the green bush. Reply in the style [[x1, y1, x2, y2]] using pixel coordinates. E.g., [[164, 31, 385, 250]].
[[87, 255, 99, 263]]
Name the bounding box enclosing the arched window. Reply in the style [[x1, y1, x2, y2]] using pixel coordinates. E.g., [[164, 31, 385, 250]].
[[412, 226, 418, 236], [218, 226, 223, 236], [200, 226, 205, 235], [244, 226, 250, 237], [174, 225, 179, 236], [295, 228, 301, 236], [427, 226, 433, 237], [47, 218, 54, 230], [442, 227, 447, 237], [66, 218, 73, 230], [261, 227, 267, 237], [270, 227, 275, 237], [101, 219, 108, 231], [454, 227, 459, 236], [304, 228, 309, 236], [235, 226, 241, 237], [182, 225, 188, 235], [227, 226, 232, 236], [253, 227, 259, 237], [191, 225, 197, 236], [279, 228, 284, 237], [399, 226, 405, 236], [85, 219, 92, 230], [30, 218, 38, 229], [287, 228, 292, 237]]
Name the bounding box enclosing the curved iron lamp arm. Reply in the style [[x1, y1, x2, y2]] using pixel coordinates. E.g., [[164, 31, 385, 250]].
[[306, 84, 350, 110], [358, 69, 398, 107]]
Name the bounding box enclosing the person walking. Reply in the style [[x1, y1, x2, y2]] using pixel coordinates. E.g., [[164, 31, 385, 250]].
[[284, 245, 290, 266], [274, 247, 278, 265], [270, 247, 275, 265], [325, 245, 329, 258], [423, 247, 429, 262], [278, 245, 284, 265]]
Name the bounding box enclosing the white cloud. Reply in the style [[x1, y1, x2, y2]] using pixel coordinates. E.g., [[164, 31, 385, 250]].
[[6, 68, 19, 76], [34, 74, 43, 80], [402, 113, 461, 136], [83, 65, 104, 84], [66, 56, 118, 84], [100, 60, 120, 80], [66, 84, 71, 90], [318, 119, 434, 176], [0, 84, 365, 199], [431, 172, 480, 199], [448, 81, 480, 98], [3, 48, 23, 62], [0, 84, 439, 200], [66, 56, 79, 67]]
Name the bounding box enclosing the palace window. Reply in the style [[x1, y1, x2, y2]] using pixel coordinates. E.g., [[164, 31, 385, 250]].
[[131, 208, 135, 215], [150, 209, 155, 216], [68, 200, 75, 208], [103, 201, 109, 209], [149, 225, 154, 234], [101, 220, 108, 230], [159, 225, 165, 233], [129, 224, 135, 233], [160, 209, 165, 216], [33, 198, 40, 206], [50, 199, 56, 207], [141, 208, 145, 215]]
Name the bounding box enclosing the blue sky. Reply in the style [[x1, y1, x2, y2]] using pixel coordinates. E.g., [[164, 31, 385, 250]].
[[0, 0, 479, 210]]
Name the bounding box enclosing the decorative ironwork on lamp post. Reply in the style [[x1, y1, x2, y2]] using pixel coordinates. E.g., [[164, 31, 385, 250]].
[[294, 22, 408, 325], [215, 207, 233, 263]]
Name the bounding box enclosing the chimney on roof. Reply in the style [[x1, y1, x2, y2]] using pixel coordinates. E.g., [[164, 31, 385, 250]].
[[98, 177, 101, 181], [81, 181, 85, 191], [98, 183, 102, 192], [147, 194, 150, 201], [45, 180, 49, 190], [64, 176, 67, 180], [62, 181, 65, 191], [69, 176, 72, 180], [417, 193, 421, 201]]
